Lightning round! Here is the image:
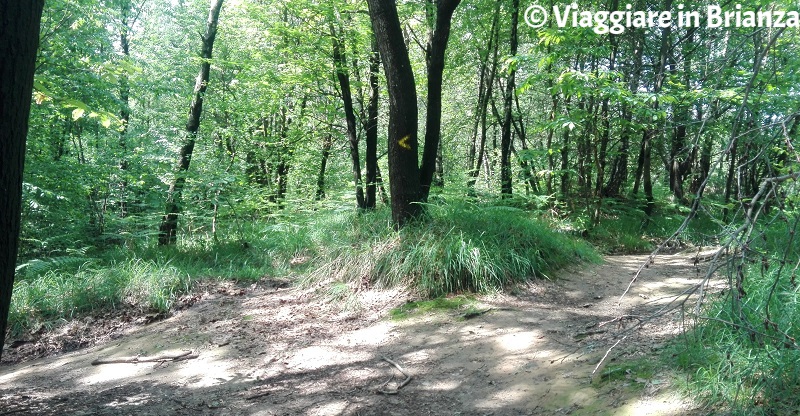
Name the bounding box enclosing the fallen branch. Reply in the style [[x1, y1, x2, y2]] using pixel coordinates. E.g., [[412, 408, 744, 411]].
[[591, 335, 626, 383], [462, 308, 494, 319], [245, 390, 272, 400], [375, 356, 412, 394], [91, 350, 197, 365]]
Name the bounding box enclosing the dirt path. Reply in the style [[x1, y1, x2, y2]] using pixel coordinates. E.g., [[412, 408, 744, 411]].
[[0, 252, 712, 415]]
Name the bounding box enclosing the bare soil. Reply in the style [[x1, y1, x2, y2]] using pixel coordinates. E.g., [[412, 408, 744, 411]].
[[0, 252, 715, 415]]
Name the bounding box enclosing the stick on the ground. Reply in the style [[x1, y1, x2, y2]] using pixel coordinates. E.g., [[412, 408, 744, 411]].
[[462, 308, 494, 319], [376, 356, 412, 394], [591, 335, 626, 382], [91, 350, 198, 365]]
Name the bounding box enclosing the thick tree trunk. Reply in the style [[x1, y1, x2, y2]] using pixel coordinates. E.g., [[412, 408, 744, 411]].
[[158, 0, 223, 245], [0, 0, 45, 361], [420, 0, 461, 201], [367, 0, 422, 227], [499, 0, 519, 197], [331, 24, 365, 209]]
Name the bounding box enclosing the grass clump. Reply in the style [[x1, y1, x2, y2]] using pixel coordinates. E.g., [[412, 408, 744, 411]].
[[309, 201, 599, 297], [9, 258, 189, 335], [389, 295, 476, 320], [593, 357, 657, 388]]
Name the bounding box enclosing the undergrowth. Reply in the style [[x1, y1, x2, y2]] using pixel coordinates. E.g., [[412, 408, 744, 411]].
[[305, 201, 599, 297], [9, 200, 598, 336], [667, 215, 800, 415]]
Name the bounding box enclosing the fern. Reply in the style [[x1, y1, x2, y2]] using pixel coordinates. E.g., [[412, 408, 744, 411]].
[[16, 256, 95, 279]]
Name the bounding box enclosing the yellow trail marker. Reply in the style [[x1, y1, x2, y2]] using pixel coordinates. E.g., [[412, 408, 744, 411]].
[[398, 134, 411, 150]]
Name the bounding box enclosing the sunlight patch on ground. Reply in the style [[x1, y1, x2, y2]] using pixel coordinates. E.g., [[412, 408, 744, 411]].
[[332, 321, 393, 346], [421, 379, 461, 391], [80, 361, 148, 385], [287, 345, 371, 371], [495, 331, 541, 352], [177, 358, 239, 388], [307, 400, 349, 415], [616, 391, 695, 416], [474, 387, 528, 409]]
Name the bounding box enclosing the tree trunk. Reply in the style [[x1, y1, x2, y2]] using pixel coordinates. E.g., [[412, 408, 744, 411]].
[[367, 0, 422, 227], [0, 0, 45, 361], [364, 37, 380, 209], [158, 0, 224, 246], [499, 0, 519, 197], [117, 0, 133, 218], [420, 0, 461, 201], [643, 2, 672, 217], [466, 1, 500, 196], [315, 134, 333, 201], [331, 24, 365, 209], [604, 27, 642, 199]]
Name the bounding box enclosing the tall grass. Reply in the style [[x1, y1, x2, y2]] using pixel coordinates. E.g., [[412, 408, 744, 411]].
[[8, 200, 598, 335], [307, 201, 599, 296], [9, 259, 189, 334]]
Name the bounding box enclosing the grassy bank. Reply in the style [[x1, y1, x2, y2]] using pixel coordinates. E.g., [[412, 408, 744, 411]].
[[9, 200, 598, 336]]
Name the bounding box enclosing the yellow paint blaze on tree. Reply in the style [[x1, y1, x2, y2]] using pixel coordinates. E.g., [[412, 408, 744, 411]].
[[398, 134, 411, 150]]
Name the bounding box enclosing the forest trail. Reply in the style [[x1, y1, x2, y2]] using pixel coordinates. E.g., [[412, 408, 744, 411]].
[[0, 252, 713, 415]]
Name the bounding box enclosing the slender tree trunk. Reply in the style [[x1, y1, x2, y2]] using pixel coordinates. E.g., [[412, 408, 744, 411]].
[[315, 134, 333, 201], [592, 18, 618, 225], [513, 89, 538, 194], [158, 0, 223, 245], [331, 24, 365, 209], [467, 2, 500, 196], [0, 0, 45, 361], [420, 0, 461, 201], [560, 95, 572, 199], [499, 0, 519, 197], [364, 37, 380, 209], [604, 27, 642, 199], [117, 0, 133, 218], [642, 1, 672, 217], [367, 0, 422, 227]]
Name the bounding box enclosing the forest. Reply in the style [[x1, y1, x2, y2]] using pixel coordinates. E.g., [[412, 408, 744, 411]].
[[1, 0, 800, 414]]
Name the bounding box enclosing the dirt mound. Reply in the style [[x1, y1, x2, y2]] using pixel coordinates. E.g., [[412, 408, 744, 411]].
[[1, 254, 710, 415]]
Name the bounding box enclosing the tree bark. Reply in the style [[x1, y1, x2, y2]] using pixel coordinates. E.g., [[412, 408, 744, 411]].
[[158, 0, 223, 245], [315, 134, 333, 201], [331, 24, 365, 209], [117, 0, 133, 218], [420, 0, 461, 201], [0, 0, 45, 361], [466, 1, 500, 197], [499, 0, 519, 197], [364, 37, 380, 209], [367, 0, 422, 227]]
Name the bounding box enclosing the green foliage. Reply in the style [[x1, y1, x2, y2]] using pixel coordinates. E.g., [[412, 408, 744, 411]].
[[669, 224, 800, 414], [307, 201, 599, 297]]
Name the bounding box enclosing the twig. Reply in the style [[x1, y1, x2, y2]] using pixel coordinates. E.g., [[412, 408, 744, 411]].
[[91, 350, 197, 365], [376, 356, 412, 394], [591, 335, 627, 381]]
